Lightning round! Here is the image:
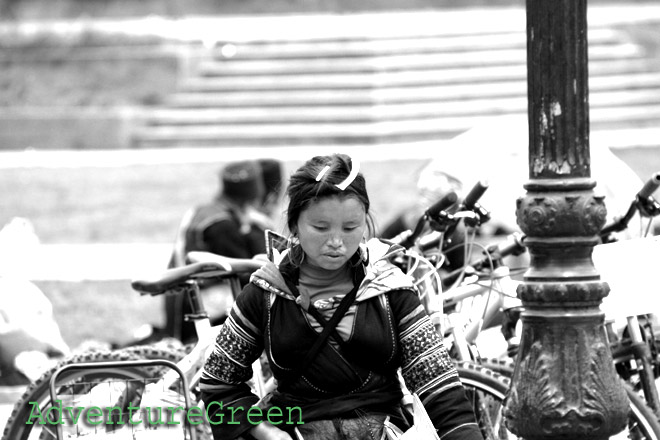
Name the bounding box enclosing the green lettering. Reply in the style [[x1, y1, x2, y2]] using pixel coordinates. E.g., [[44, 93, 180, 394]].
[[167, 406, 183, 425], [65, 406, 85, 425], [43, 400, 64, 425], [205, 401, 223, 426], [187, 406, 204, 425], [105, 406, 124, 425], [228, 405, 244, 425], [266, 406, 282, 425], [287, 406, 304, 425], [86, 407, 103, 425], [246, 406, 263, 425], [127, 404, 141, 425], [26, 402, 44, 425], [145, 407, 165, 425]]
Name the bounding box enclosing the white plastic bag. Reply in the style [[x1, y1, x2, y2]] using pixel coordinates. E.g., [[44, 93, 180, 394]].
[[384, 394, 440, 440]]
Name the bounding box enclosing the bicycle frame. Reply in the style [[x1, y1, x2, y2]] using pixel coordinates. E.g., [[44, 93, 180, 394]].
[[152, 278, 270, 397], [441, 265, 521, 363], [100, 262, 275, 439], [438, 240, 660, 420], [429, 234, 660, 415]]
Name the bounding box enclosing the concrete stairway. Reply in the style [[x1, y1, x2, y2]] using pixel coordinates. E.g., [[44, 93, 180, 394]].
[[132, 10, 660, 149]]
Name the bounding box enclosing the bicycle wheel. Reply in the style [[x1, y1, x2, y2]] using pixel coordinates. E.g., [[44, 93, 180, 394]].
[[1, 348, 195, 440], [461, 359, 660, 440], [455, 361, 516, 440], [625, 382, 660, 440]]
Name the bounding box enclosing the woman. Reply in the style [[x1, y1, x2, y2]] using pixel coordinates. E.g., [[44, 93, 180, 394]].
[[200, 154, 483, 440]]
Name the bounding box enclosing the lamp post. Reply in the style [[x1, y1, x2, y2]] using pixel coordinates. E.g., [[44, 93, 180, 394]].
[[503, 1, 630, 439]]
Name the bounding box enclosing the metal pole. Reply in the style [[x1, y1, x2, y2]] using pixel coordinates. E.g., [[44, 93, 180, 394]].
[[503, 0, 629, 439]]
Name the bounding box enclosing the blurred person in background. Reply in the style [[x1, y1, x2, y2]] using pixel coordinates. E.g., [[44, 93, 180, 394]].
[[165, 160, 274, 343], [0, 218, 70, 386], [258, 158, 286, 219], [0, 277, 70, 386], [246, 158, 286, 235], [380, 168, 464, 240], [170, 160, 267, 266]]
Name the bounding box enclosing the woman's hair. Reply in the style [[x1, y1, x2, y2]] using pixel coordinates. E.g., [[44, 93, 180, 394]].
[[286, 153, 374, 237]]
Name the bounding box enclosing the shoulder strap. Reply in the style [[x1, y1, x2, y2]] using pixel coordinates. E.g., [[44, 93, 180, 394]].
[[286, 284, 359, 382], [306, 303, 349, 350], [306, 292, 389, 373]]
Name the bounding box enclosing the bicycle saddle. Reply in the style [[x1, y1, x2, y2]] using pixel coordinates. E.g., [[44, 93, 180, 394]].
[[186, 251, 266, 273], [131, 261, 231, 295]]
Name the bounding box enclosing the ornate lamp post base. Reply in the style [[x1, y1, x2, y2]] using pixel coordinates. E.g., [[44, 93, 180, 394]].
[[505, 178, 629, 439]]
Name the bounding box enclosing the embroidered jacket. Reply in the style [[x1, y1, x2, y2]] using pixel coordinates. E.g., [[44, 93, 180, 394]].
[[200, 238, 482, 440]]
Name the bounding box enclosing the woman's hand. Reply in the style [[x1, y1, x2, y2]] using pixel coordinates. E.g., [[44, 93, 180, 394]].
[[248, 422, 295, 439]]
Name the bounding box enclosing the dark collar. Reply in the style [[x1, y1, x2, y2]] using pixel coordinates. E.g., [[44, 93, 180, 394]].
[[278, 247, 367, 297]]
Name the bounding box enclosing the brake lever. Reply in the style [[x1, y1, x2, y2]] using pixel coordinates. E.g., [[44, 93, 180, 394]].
[[427, 210, 457, 232]]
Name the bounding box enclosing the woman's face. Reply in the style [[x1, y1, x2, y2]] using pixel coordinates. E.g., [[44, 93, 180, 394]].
[[296, 196, 367, 270]]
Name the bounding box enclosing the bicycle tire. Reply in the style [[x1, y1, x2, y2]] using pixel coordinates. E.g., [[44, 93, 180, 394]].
[[455, 361, 516, 439], [476, 357, 516, 376], [1, 347, 195, 440], [461, 359, 660, 440]]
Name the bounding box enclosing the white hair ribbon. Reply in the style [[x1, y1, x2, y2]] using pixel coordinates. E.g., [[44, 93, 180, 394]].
[[335, 158, 360, 191], [315, 165, 331, 181]]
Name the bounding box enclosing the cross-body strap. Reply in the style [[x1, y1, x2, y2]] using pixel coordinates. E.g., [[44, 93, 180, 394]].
[[285, 284, 359, 383], [306, 303, 350, 351], [306, 295, 382, 374]]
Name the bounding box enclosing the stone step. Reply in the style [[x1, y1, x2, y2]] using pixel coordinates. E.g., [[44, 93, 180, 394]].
[[161, 83, 660, 110], [195, 43, 641, 76], [142, 102, 660, 126], [133, 8, 660, 150], [135, 127, 660, 150], [205, 27, 624, 60], [180, 63, 660, 93], [176, 59, 655, 97], [135, 107, 660, 146]]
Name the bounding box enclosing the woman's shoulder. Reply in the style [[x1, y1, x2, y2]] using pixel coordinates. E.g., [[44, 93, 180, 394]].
[[360, 240, 415, 289], [234, 281, 267, 311]]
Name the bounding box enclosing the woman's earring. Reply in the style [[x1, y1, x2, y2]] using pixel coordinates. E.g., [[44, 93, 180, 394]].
[[296, 249, 305, 266], [351, 240, 368, 268]]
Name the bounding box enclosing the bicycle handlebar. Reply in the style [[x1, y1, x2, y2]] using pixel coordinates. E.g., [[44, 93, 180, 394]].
[[600, 171, 660, 242], [398, 191, 458, 248], [394, 181, 493, 249], [463, 180, 489, 210], [442, 232, 526, 286], [637, 172, 660, 200], [427, 191, 459, 218]]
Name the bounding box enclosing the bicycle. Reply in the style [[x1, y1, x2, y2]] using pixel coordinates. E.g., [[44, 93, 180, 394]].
[[0, 256, 262, 440], [393, 177, 660, 439], [466, 173, 660, 412], [429, 232, 660, 439]]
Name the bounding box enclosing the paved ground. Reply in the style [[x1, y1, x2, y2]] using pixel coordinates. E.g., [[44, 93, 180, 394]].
[[0, 385, 25, 433]]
